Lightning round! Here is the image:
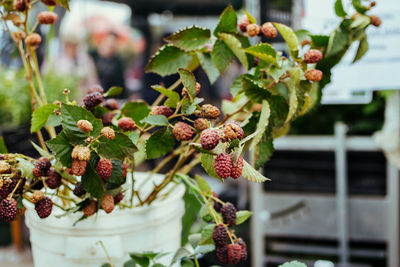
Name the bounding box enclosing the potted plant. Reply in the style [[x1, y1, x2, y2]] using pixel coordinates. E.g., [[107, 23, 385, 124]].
[[0, 0, 380, 266]]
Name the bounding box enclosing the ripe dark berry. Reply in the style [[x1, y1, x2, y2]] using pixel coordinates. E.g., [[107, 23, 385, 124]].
[[83, 200, 97, 217], [96, 158, 112, 181], [370, 15, 381, 27], [114, 192, 124, 204], [200, 129, 220, 150], [25, 33, 42, 47], [231, 156, 244, 179], [83, 92, 103, 110], [212, 224, 228, 247], [46, 168, 61, 189], [194, 118, 209, 131], [35, 197, 53, 219], [104, 99, 119, 110], [221, 202, 237, 226], [216, 245, 229, 265], [73, 182, 86, 197], [0, 199, 18, 223], [227, 243, 242, 264], [246, 24, 260, 37], [173, 122, 193, 141], [200, 104, 220, 120], [236, 238, 248, 261], [33, 157, 51, 177], [40, 0, 56, 5], [214, 153, 233, 179], [239, 15, 250, 32], [304, 49, 322, 64], [261, 22, 277, 38], [102, 112, 115, 126], [305, 69, 323, 82], [101, 194, 114, 214], [37, 11, 58, 24], [71, 160, 87, 176], [212, 192, 221, 212], [223, 122, 244, 142], [150, 106, 174, 117], [118, 117, 136, 131], [13, 0, 29, 12]]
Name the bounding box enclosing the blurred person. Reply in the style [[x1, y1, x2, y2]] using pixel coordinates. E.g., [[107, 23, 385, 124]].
[[90, 31, 127, 98]]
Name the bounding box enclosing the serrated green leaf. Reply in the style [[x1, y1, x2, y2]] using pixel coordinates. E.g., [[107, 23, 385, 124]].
[[0, 137, 7, 154], [61, 104, 103, 145], [269, 65, 287, 83], [211, 39, 235, 74], [141, 115, 168, 126], [242, 160, 270, 182], [199, 224, 216, 245], [82, 162, 104, 199], [334, 0, 347, 17], [353, 34, 368, 63], [197, 52, 219, 84], [274, 23, 299, 56], [310, 35, 330, 47], [145, 45, 193, 77], [181, 180, 203, 245], [242, 75, 269, 103], [46, 131, 74, 167], [236, 210, 252, 225], [106, 160, 124, 185], [352, 0, 368, 14], [251, 100, 270, 151], [201, 153, 220, 179], [145, 128, 175, 159], [17, 158, 35, 180], [31, 103, 59, 133], [285, 68, 301, 123], [97, 133, 137, 159], [46, 113, 62, 127], [219, 33, 248, 70], [178, 68, 197, 100], [151, 85, 180, 103], [195, 175, 212, 194], [194, 244, 215, 255], [295, 29, 310, 45], [31, 142, 51, 158], [326, 21, 350, 57], [254, 134, 274, 169], [230, 76, 243, 98], [171, 248, 192, 265], [189, 233, 202, 248], [279, 261, 307, 267], [165, 26, 211, 51], [213, 5, 237, 37], [130, 253, 150, 267], [120, 101, 151, 127], [245, 43, 277, 65], [103, 86, 122, 98]]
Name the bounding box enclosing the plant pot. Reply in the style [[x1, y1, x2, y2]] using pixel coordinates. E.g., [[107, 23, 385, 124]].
[[25, 172, 185, 267]]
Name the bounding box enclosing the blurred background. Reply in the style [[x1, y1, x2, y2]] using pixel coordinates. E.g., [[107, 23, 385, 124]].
[[0, 0, 399, 266]]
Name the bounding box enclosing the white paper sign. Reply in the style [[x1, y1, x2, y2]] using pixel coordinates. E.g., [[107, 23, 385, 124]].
[[302, 0, 400, 104]]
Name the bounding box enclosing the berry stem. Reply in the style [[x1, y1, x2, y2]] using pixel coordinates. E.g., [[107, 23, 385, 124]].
[[193, 255, 200, 267], [7, 179, 23, 200], [97, 241, 115, 267]]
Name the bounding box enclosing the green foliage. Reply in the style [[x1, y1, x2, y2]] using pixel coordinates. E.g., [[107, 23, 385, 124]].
[[219, 33, 248, 70], [211, 39, 235, 74], [279, 261, 307, 267], [145, 128, 175, 159], [121, 101, 151, 127], [213, 5, 237, 37], [97, 134, 137, 159], [165, 26, 211, 51], [30, 104, 59, 133], [103, 86, 122, 98]]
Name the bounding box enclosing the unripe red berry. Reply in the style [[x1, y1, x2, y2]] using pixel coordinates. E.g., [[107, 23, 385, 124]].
[[194, 118, 209, 132], [150, 106, 174, 117], [261, 22, 277, 38], [227, 243, 242, 264], [200, 129, 220, 150], [231, 156, 244, 179], [83, 200, 97, 217], [96, 158, 113, 181], [104, 99, 119, 110], [305, 69, 323, 82], [222, 122, 244, 142], [214, 153, 233, 179], [304, 49, 323, 64], [200, 104, 220, 120], [246, 24, 260, 37], [77, 120, 93, 133], [239, 15, 250, 32], [37, 11, 58, 24], [71, 160, 87, 176], [173, 122, 193, 141], [25, 33, 42, 47], [101, 127, 115, 140], [118, 117, 136, 131], [101, 194, 115, 214], [122, 162, 128, 179], [0, 199, 18, 223], [221, 202, 237, 226], [35, 197, 53, 219], [87, 84, 104, 94], [236, 238, 248, 261], [370, 15, 381, 27], [114, 192, 124, 204]]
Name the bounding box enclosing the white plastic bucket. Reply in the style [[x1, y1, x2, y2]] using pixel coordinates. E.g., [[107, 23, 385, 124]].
[[25, 172, 186, 267]]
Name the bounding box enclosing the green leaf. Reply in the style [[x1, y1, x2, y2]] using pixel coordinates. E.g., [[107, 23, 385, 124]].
[[194, 244, 215, 255], [213, 5, 237, 37], [236, 210, 252, 225], [285, 68, 301, 123], [274, 23, 299, 55], [279, 261, 307, 267], [211, 39, 235, 74], [181, 259, 194, 267], [189, 233, 202, 248], [123, 260, 136, 267], [245, 43, 277, 65], [82, 161, 104, 199], [201, 153, 220, 179], [130, 253, 150, 267], [254, 134, 274, 169], [103, 86, 122, 98], [352, 0, 368, 14], [199, 224, 216, 245], [242, 75, 269, 103], [121, 101, 151, 127], [31, 142, 51, 158], [151, 264, 166, 267], [31, 103, 59, 133], [97, 133, 137, 159], [230, 76, 243, 98], [0, 137, 7, 154], [242, 160, 270, 182], [181, 180, 202, 245], [106, 160, 124, 185], [178, 68, 197, 100], [141, 115, 168, 126], [195, 175, 212, 194], [17, 158, 35, 180], [46, 113, 62, 127], [55, 0, 70, 10], [145, 45, 193, 77], [46, 131, 74, 167], [244, 10, 256, 24], [145, 128, 175, 159], [61, 104, 103, 145], [326, 22, 350, 57], [165, 26, 211, 51], [219, 33, 248, 70], [171, 248, 192, 265], [197, 52, 219, 84], [310, 35, 330, 47], [351, 14, 370, 29], [334, 0, 347, 17], [353, 34, 368, 63], [101, 264, 111, 267], [251, 100, 270, 151], [151, 85, 180, 103]]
